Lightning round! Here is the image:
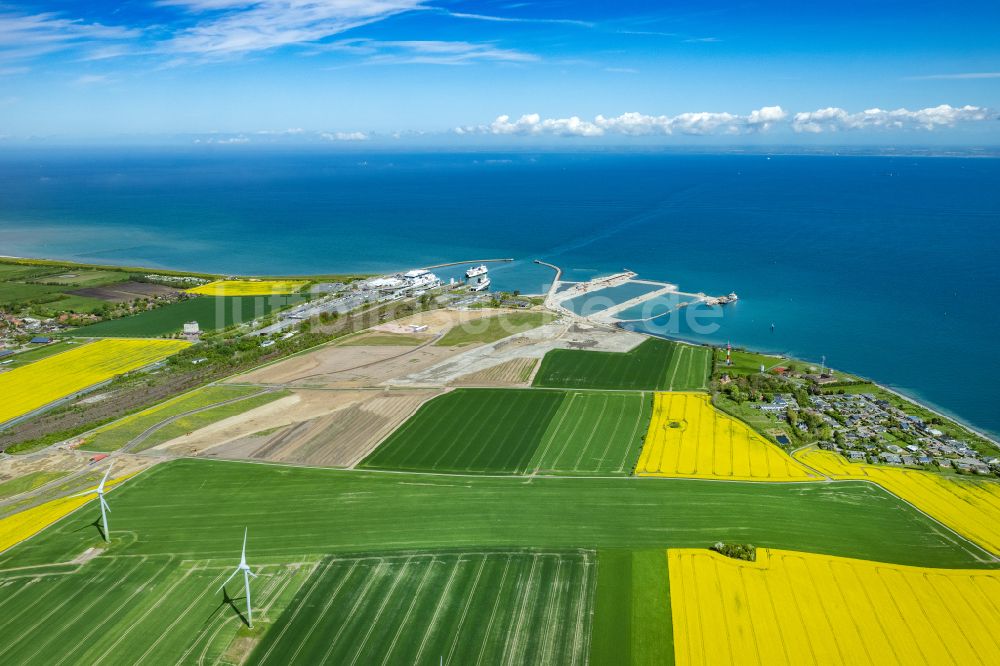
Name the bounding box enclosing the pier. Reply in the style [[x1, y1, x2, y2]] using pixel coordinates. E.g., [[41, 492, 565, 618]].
[[421, 258, 514, 270], [589, 282, 680, 323]]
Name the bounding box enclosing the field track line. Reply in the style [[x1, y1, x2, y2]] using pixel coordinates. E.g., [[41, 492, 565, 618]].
[[423, 395, 492, 471], [173, 569, 246, 666], [256, 559, 339, 666], [0, 576, 37, 614], [13, 556, 150, 663], [537, 558, 565, 664], [316, 559, 389, 665], [51, 557, 174, 665], [0, 557, 131, 658], [552, 394, 586, 470], [667, 346, 684, 391], [473, 555, 513, 666], [379, 555, 439, 666], [570, 554, 595, 666], [620, 392, 647, 473], [591, 394, 632, 473], [531, 392, 575, 473], [573, 395, 610, 471], [346, 556, 415, 666], [414, 555, 466, 665], [443, 555, 489, 665], [104, 562, 204, 666], [501, 553, 541, 666]]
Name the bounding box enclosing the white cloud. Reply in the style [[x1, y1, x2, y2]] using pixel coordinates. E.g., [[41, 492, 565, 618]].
[[0, 11, 139, 62], [906, 72, 1000, 80], [74, 73, 112, 86], [459, 104, 994, 138], [321, 131, 369, 141], [792, 104, 996, 133], [256, 127, 306, 135], [746, 105, 788, 131], [441, 10, 594, 28], [462, 106, 788, 137], [329, 39, 535, 65], [471, 113, 603, 137], [161, 1, 427, 57], [194, 135, 250, 144]]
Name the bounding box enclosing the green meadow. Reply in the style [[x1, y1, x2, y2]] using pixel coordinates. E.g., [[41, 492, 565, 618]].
[[70, 295, 309, 337], [533, 338, 711, 391], [0, 458, 991, 664]]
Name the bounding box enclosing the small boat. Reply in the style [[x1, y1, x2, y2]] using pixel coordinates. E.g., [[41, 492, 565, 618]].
[[470, 276, 491, 292], [465, 265, 488, 279]]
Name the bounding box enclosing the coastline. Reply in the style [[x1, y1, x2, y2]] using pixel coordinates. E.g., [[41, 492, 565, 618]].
[[4, 252, 997, 448], [618, 325, 1000, 450]]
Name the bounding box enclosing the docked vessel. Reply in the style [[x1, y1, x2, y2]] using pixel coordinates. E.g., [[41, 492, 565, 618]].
[[465, 264, 488, 279], [470, 276, 491, 292]]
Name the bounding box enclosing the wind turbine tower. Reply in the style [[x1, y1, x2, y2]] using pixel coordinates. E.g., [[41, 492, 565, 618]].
[[220, 528, 258, 628], [73, 464, 114, 542]]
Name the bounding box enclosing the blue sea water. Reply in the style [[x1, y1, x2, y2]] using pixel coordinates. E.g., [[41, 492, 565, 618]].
[[0, 149, 998, 439]]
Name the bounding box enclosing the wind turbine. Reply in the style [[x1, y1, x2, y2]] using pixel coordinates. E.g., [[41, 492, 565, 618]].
[[219, 528, 257, 627], [73, 464, 113, 542]]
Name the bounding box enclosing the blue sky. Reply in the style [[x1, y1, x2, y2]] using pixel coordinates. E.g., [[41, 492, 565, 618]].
[[1, 1, 998, 143]]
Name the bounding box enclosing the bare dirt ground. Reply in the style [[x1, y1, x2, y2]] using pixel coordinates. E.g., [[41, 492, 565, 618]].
[[450, 358, 538, 387], [388, 319, 645, 387], [0, 448, 157, 516], [228, 341, 465, 388], [150, 389, 369, 455], [152, 388, 440, 467], [69, 281, 181, 302], [372, 308, 521, 336], [0, 448, 153, 486]]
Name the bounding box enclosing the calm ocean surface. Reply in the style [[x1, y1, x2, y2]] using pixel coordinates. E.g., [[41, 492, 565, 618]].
[[1, 150, 998, 438]]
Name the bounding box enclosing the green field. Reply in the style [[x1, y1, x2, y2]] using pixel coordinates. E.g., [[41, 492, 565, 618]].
[[70, 295, 308, 337], [0, 262, 130, 314], [435, 311, 555, 346], [529, 391, 652, 475], [36, 271, 127, 287], [359, 388, 565, 474], [591, 550, 673, 666], [0, 471, 67, 500], [81, 385, 273, 453], [1, 340, 83, 368], [251, 550, 594, 665], [134, 390, 289, 451], [533, 338, 710, 391], [716, 348, 787, 376], [0, 458, 993, 664]]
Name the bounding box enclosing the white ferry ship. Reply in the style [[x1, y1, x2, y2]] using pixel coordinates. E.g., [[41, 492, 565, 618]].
[[470, 276, 491, 292], [465, 264, 488, 279]]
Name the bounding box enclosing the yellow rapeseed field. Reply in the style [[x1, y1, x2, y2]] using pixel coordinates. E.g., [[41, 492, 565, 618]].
[[0, 339, 189, 425], [0, 475, 132, 553], [635, 392, 817, 481], [669, 547, 1000, 665], [186, 279, 308, 296], [797, 448, 1000, 556]]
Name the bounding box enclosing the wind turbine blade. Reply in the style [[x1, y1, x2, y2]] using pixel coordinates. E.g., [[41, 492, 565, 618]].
[[242, 528, 247, 559], [101, 497, 111, 513], [69, 490, 96, 499], [248, 569, 258, 579], [98, 463, 113, 492], [218, 567, 240, 592]]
